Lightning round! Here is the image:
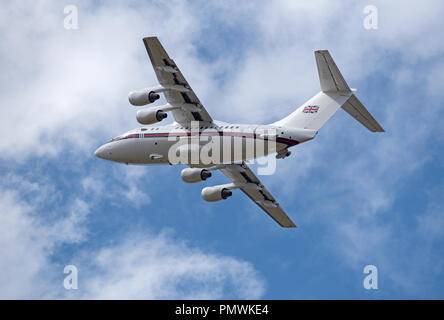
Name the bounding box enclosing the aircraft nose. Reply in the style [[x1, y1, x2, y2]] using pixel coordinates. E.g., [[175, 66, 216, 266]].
[[94, 145, 109, 159]]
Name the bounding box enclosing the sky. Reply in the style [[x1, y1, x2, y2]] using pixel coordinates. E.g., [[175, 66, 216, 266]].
[[0, 0, 444, 299]]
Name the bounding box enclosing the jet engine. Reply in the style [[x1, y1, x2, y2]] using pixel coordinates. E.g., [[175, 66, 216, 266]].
[[181, 168, 212, 183], [136, 107, 167, 125], [128, 89, 160, 106], [201, 186, 232, 202]]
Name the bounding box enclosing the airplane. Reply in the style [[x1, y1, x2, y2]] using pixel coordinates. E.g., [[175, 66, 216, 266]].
[[94, 37, 384, 228]]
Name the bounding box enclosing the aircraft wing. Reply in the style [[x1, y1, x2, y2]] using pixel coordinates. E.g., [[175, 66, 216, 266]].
[[143, 37, 213, 126], [220, 162, 296, 228]]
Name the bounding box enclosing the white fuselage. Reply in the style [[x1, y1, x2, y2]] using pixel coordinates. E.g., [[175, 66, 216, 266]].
[[94, 121, 316, 166]]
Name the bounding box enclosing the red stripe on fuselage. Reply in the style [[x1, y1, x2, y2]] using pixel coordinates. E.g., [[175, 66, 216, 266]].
[[114, 132, 298, 146]]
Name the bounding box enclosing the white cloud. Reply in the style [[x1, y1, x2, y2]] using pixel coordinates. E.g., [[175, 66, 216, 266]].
[[0, 175, 264, 299], [0, 0, 211, 159], [0, 188, 89, 298], [80, 165, 152, 208], [81, 175, 105, 197], [0, 190, 50, 298], [50, 198, 90, 243], [70, 233, 264, 299]]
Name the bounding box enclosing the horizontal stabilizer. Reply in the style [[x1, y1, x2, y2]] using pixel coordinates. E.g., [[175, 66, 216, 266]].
[[342, 95, 384, 132]]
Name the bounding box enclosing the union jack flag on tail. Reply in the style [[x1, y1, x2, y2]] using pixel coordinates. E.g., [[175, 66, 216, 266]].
[[302, 105, 319, 114]]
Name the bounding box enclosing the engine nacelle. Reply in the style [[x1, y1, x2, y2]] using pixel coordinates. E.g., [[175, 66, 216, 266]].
[[136, 107, 167, 125], [201, 186, 232, 202], [181, 168, 212, 183], [128, 90, 160, 106]]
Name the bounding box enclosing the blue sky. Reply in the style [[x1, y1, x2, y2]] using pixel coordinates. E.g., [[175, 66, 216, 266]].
[[1, 0, 444, 299]]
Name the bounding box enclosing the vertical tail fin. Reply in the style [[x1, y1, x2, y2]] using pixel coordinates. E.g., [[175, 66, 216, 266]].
[[315, 50, 351, 93], [273, 50, 384, 132]]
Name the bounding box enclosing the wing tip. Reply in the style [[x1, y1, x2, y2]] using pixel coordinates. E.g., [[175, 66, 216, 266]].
[[370, 125, 385, 132], [281, 221, 297, 228]]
